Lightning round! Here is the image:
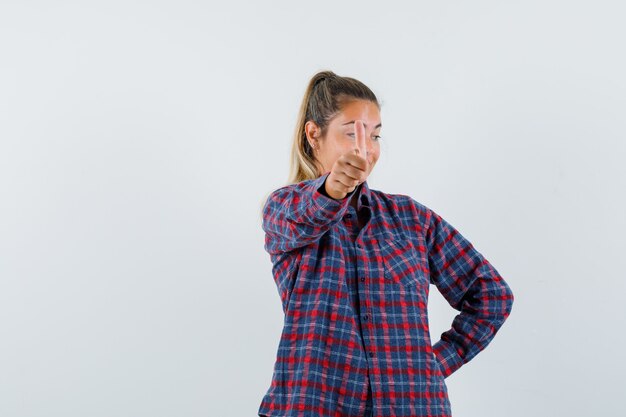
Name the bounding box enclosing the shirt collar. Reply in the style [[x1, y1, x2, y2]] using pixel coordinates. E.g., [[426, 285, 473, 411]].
[[356, 180, 371, 210]]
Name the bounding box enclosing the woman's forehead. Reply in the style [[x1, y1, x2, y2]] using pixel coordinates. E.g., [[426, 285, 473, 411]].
[[335, 101, 381, 127]]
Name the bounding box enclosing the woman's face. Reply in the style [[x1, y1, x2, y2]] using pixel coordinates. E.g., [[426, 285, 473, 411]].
[[306, 99, 382, 177]]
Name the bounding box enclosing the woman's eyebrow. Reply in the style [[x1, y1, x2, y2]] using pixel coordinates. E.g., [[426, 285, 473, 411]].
[[341, 121, 382, 129]]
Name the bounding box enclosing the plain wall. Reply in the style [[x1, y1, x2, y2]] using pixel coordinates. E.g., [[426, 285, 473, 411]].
[[1, 1, 624, 416]]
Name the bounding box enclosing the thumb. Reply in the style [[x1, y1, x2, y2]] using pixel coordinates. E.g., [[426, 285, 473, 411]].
[[354, 120, 367, 159]]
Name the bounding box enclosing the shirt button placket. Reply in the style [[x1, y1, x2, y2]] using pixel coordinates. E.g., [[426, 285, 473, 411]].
[[355, 240, 373, 360]]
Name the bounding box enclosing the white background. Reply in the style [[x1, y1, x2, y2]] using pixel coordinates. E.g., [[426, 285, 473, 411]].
[[1, 1, 624, 416]]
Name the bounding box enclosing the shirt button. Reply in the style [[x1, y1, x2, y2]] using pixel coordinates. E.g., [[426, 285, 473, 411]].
[[360, 277, 365, 282], [369, 351, 374, 357], [345, 213, 352, 218], [363, 314, 369, 321]]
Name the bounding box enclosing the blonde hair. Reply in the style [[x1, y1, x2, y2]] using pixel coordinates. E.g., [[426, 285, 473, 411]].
[[259, 70, 380, 220]]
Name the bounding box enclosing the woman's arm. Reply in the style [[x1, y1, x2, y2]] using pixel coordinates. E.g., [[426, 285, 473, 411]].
[[262, 172, 357, 255], [425, 207, 515, 378]]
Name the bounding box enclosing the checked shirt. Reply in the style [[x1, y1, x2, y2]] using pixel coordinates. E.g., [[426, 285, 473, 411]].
[[258, 172, 514, 417]]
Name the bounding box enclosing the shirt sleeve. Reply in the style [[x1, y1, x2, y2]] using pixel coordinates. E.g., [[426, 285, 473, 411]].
[[426, 207, 515, 378], [262, 172, 358, 255]]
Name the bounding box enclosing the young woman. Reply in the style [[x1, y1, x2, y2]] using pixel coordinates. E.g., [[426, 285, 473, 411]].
[[258, 70, 514, 417]]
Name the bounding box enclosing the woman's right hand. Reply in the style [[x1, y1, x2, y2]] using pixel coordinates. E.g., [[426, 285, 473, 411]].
[[324, 120, 370, 200]]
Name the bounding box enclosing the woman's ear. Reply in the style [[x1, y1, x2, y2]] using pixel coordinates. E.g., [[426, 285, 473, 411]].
[[305, 120, 321, 147]]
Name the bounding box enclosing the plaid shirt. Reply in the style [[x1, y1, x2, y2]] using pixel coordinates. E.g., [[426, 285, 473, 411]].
[[258, 172, 514, 417]]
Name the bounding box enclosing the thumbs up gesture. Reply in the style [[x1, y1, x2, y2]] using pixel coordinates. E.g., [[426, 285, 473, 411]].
[[324, 120, 370, 200]]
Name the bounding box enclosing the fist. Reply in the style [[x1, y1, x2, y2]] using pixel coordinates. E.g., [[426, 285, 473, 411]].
[[324, 120, 370, 200]]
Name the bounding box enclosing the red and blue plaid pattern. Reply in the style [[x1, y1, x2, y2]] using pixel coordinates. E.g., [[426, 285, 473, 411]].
[[258, 172, 514, 417]]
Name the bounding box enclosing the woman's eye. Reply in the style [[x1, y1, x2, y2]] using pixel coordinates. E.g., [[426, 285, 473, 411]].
[[347, 133, 382, 141]]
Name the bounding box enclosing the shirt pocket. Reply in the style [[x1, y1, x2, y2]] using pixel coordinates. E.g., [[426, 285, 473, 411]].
[[377, 237, 427, 290]]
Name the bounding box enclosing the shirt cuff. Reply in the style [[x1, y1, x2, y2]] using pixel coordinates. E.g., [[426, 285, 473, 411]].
[[432, 339, 462, 379]]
